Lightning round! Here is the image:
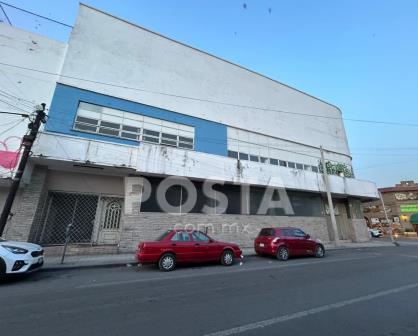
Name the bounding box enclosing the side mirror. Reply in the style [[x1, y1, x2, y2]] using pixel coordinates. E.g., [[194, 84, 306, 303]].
[[305, 234, 310, 239]]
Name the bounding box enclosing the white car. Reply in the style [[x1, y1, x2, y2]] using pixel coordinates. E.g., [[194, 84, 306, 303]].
[[369, 228, 383, 238], [0, 238, 44, 276]]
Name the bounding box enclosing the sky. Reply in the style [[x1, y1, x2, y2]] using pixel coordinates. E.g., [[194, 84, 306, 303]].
[[1, 0, 418, 187]]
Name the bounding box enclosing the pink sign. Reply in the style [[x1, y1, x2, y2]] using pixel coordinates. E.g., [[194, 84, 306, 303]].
[[0, 136, 21, 170]]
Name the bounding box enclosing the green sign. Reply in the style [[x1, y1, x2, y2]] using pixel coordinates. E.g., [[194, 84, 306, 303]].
[[400, 204, 418, 213]]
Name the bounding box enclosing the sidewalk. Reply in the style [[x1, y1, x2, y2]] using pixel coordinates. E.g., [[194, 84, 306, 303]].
[[43, 239, 411, 271], [44, 253, 137, 271]]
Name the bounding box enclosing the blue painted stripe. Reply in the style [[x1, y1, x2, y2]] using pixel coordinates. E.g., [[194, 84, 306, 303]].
[[45, 84, 227, 156]]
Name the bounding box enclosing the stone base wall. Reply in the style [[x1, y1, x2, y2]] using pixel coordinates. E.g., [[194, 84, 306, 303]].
[[119, 213, 330, 252], [350, 218, 371, 243], [43, 244, 120, 257], [4, 166, 48, 241]]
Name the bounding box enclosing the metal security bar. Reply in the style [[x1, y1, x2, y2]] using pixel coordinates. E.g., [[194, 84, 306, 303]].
[[100, 197, 122, 230], [32, 192, 99, 245]]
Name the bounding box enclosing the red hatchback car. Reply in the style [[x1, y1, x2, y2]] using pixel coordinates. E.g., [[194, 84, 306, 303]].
[[137, 229, 242, 271], [254, 227, 325, 261]]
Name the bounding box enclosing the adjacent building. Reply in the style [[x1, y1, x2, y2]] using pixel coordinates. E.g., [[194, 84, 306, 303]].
[[363, 181, 418, 233], [0, 5, 378, 253]]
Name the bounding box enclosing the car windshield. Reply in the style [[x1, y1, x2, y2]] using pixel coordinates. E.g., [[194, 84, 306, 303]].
[[156, 230, 172, 241]]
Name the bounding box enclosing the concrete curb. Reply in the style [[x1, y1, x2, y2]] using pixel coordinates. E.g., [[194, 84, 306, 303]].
[[43, 261, 138, 272], [41, 243, 403, 271]]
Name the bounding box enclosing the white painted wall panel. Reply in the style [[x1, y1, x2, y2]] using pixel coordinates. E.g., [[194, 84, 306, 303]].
[[58, 5, 350, 164], [32, 133, 378, 198], [0, 25, 67, 178]]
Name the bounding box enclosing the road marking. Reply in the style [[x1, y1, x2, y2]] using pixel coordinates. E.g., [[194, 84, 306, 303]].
[[76, 254, 381, 289], [396, 254, 418, 259], [203, 282, 418, 336]]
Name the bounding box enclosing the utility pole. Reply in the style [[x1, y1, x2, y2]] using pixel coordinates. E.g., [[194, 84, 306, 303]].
[[320, 146, 339, 247], [379, 191, 397, 245], [0, 104, 46, 236]]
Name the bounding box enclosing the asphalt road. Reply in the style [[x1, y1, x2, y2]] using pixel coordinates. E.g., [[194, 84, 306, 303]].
[[2, 245, 418, 336]]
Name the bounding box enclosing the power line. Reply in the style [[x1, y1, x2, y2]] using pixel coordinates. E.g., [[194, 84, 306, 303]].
[[0, 110, 30, 117], [0, 89, 35, 108], [1, 61, 418, 128], [0, 118, 26, 127], [0, 1, 72, 28], [0, 94, 33, 110], [0, 98, 32, 113], [0, 118, 25, 137], [0, 3, 11, 25]]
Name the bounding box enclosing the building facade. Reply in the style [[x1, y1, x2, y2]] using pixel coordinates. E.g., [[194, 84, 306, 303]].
[[0, 5, 378, 253], [363, 181, 418, 234]]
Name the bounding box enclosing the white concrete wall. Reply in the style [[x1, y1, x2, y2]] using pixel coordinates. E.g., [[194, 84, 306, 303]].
[[33, 132, 139, 168], [47, 170, 124, 196], [32, 133, 378, 199], [58, 5, 351, 164], [0, 24, 67, 178], [136, 143, 378, 198]]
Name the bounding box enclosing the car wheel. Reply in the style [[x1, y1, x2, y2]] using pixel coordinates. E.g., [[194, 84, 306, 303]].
[[221, 250, 234, 266], [314, 244, 325, 258], [158, 253, 176, 272], [277, 246, 289, 261]]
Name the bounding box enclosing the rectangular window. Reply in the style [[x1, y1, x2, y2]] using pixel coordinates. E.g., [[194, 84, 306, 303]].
[[304, 165, 311, 171], [162, 133, 177, 140], [98, 127, 119, 136], [311, 166, 319, 173], [258, 228, 274, 237], [121, 132, 138, 140], [75, 123, 97, 132], [288, 162, 296, 168], [179, 136, 193, 144], [100, 121, 120, 129], [142, 136, 160, 143], [228, 151, 238, 159], [161, 139, 177, 147], [250, 155, 259, 162], [75, 102, 195, 150], [260, 157, 268, 163], [143, 129, 160, 137], [161, 133, 178, 147], [239, 153, 249, 160], [122, 125, 140, 133], [279, 160, 287, 167], [76, 116, 98, 125], [296, 163, 304, 170], [270, 158, 279, 165], [179, 143, 193, 149]]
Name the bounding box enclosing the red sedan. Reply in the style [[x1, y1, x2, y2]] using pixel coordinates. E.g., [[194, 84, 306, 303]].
[[254, 227, 325, 261], [136, 229, 242, 271]]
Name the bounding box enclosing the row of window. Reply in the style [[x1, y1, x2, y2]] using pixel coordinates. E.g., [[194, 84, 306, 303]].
[[227, 150, 319, 173], [74, 103, 195, 150]]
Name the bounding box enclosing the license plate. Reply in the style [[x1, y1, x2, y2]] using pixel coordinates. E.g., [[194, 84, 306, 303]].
[[259, 243, 265, 247], [38, 257, 44, 264]]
